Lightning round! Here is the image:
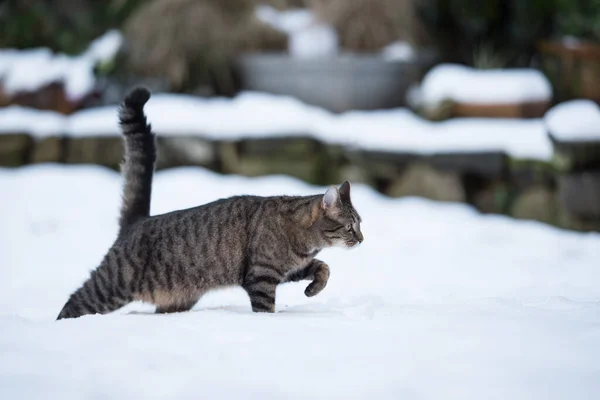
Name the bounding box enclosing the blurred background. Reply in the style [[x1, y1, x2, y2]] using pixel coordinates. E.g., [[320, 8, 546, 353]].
[[1, 0, 599, 231]]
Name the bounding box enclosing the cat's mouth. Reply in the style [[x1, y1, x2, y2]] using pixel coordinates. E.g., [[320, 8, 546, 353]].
[[345, 241, 360, 248]]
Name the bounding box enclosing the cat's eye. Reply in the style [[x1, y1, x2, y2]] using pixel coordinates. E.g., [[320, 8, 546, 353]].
[[346, 224, 352, 231]]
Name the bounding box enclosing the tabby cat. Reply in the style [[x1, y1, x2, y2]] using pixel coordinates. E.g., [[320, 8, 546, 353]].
[[57, 88, 363, 319]]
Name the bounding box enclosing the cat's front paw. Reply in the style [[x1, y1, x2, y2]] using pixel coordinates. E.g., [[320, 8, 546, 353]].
[[304, 262, 330, 297], [304, 281, 325, 297]]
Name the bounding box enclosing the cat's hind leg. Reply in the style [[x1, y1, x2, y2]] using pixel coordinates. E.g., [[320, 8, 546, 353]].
[[140, 290, 200, 314], [155, 297, 199, 314]]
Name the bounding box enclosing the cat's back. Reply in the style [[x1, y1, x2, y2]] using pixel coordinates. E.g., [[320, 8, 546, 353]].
[[119, 195, 264, 257], [128, 194, 264, 239], [113, 195, 267, 284]]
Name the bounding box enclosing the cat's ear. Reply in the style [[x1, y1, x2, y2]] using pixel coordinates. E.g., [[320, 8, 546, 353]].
[[339, 181, 351, 202], [322, 186, 340, 212]]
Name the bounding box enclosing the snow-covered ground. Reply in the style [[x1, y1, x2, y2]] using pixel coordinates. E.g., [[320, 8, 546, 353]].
[[0, 91, 553, 160], [1, 165, 599, 399]]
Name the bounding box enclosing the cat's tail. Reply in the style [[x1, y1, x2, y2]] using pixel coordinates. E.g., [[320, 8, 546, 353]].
[[56, 260, 133, 320], [118, 87, 156, 232]]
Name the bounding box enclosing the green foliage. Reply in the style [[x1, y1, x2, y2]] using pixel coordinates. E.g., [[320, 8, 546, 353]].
[[554, 0, 600, 41], [415, 0, 555, 67], [0, 0, 144, 54]]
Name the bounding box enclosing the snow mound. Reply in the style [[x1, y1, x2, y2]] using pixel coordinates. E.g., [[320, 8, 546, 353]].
[[0, 30, 123, 101], [419, 64, 552, 106], [0, 92, 553, 160], [381, 41, 416, 62], [256, 5, 338, 59], [0, 165, 599, 399], [544, 99, 600, 142]]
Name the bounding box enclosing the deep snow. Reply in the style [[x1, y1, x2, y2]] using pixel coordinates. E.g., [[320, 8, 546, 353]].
[[1, 165, 599, 399]]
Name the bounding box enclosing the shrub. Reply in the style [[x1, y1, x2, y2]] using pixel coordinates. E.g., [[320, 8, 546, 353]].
[[123, 0, 287, 94]]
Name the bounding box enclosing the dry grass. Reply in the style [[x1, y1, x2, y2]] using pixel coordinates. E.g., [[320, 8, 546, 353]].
[[124, 0, 287, 92], [308, 0, 429, 51], [259, 0, 308, 9]]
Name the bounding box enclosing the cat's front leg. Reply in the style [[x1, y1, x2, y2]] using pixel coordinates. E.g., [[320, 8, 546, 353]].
[[243, 264, 283, 313], [284, 259, 330, 297], [303, 259, 330, 297]]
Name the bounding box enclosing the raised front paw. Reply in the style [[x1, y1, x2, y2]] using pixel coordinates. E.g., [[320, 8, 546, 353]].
[[304, 262, 330, 297]]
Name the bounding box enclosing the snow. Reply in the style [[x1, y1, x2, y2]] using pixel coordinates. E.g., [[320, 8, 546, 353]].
[[256, 5, 338, 59], [1, 165, 599, 399], [0, 106, 66, 136], [381, 41, 416, 62], [0, 92, 553, 160], [562, 35, 584, 49], [255, 5, 315, 34], [81, 30, 123, 63], [0, 30, 123, 101], [419, 64, 553, 106], [288, 24, 338, 59], [544, 99, 600, 142]]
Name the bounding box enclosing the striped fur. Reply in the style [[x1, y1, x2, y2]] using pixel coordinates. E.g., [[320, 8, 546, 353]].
[[56, 88, 364, 320], [117, 87, 156, 232]]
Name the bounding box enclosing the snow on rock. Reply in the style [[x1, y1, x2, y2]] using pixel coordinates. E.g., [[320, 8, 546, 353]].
[[1, 165, 600, 399], [0, 106, 66, 136], [419, 64, 552, 106], [0, 30, 123, 101], [544, 99, 600, 142], [256, 5, 338, 58], [0, 92, 554, 160]]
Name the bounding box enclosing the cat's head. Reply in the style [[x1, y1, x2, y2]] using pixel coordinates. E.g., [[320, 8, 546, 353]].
[[318, 181, 363, 249]]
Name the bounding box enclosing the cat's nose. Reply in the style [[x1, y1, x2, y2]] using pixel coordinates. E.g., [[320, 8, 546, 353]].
[[356, 232, 364, 243]]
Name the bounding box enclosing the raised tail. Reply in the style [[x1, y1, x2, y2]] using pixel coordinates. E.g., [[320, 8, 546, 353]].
[[56, 260, 133, 320], [118, 87, 156, 232]]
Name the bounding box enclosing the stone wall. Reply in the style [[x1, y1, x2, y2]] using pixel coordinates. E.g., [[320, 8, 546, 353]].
[[1, 132, 599, 232]]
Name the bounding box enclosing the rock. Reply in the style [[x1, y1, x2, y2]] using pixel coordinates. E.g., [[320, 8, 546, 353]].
[[511, 185, 558, 225], [550, 138, 600, 172], [338, 164, 372, 186], [239, 137, 318, 155], [558, 170, 600, 219], [387, 163, 465, 202], [31, 137, 65, 164], [359, 151, 418, 181], [157, 137, 216, 170], [471, 182, 510, 214], [219, 137, 333, 184], [508, 158, 555, 189], [65, 137, 123, 169], [0, 85, 10, 107], [430, 152, 506, 178], [218, 141, 241, 175], [235, 156, 321, 184], [557, 210, 600, 232], [0, 134, 33, 166]]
